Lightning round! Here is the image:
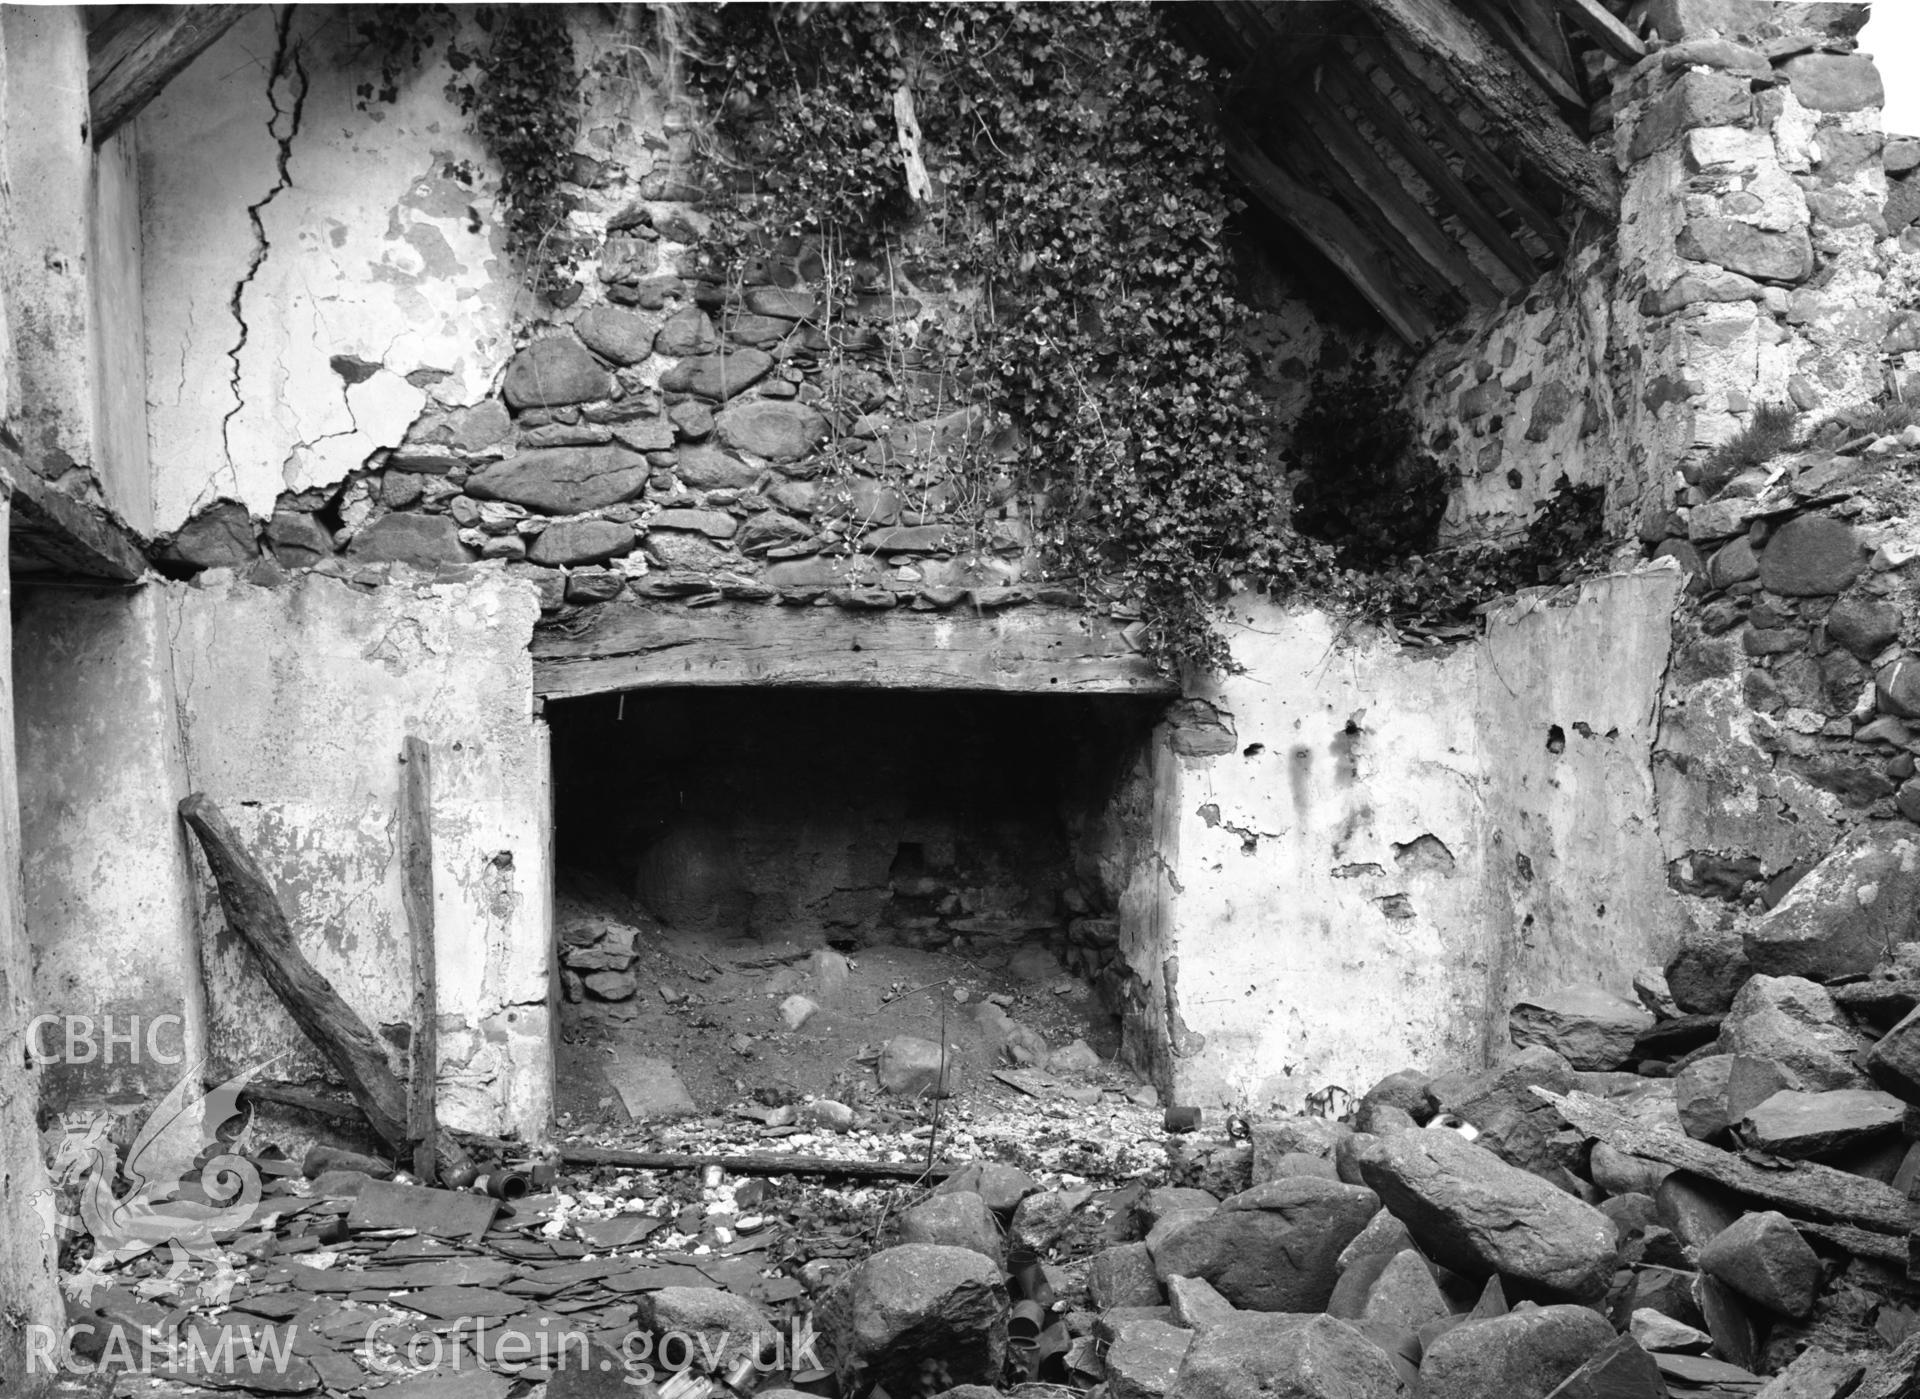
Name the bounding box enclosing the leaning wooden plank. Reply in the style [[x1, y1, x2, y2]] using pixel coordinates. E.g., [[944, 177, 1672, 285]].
[[1324, 59, 1538, 288], [1535, 1088, 1907, 1233], [1798, 1220, 1906, 1265], [562, 1145, 961, 1183], [1546, 0, 1647, 63], [1221, 119, 1437, 345], [178, 792, 473, 1182], [89, 5, 252, 145], [399, 737, 439, 1185], [1351, 0, 1618, 216], [1283, 84, 1504, 305], [1853, 1330, 1920, 1399], [1351, 36, 1570, 255]]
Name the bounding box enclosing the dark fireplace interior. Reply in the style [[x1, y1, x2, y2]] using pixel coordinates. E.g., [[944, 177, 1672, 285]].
[[548, 687, 1159, 952]]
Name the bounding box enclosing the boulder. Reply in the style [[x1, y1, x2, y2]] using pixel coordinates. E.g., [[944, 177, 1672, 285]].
[[1417, 1306, 1616, 1399], [347, 513, 469, 566], [1826, 596, 1902, 659], [1541, 1334, 1668, 1399], [1510, 988, 1656, 1070], [1102, 1316, 1193, 1399], [1135, 1185, 1220, 1232], [1431, 1046, 1579, 1180], [1089, 1241, 1164, 1309], [654, 307, 720, 357], [1009, 1188, 1092, 1255], [1356, 1247, 1449, 1333], [1674, 1055, 1736, 1140], [502, 336, 612, 410], [717, 399, 830, 461], [526, 519, 636, 566], [1251, 1116, 1353, 1177], [1865, 1005, 1920, 1103], [1696, 1211, 1820, 1318], [878, 1036, 951, 1097], [1360, 1069, 1433, 1122], [1654, 1173, 1742, 1253], [1171, 1312, 1403, 1399], [819, 1244, 1006, 1396], [1738, 1087, 1905, 1158], [165, 500, 259, 570], [1148, 1177, 1379, 1312], [673, 442, 760, 490], [1355, 1130, 1617, 1302], [934, 1163, 1037, 1222], [659, 348, 772, 400], [1755, 515, 1867, 596], [466, 446, 650, 513], [898, 1191, 1004, 1267], [638, 1288, 777, 1372], [1165, 1274, 1236, 1331], [1744, 825, 1920, 981], [574, 306, 659, 365], [1779, 52, 1884, 112], [1717, 975, 1868, 1090], [1665, 924, 1753, 1014]]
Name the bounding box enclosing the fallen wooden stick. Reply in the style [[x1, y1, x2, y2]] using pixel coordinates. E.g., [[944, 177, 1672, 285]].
[[562, 1145, 961, 1182], [181, 792, 473, 1183], [1534, 1088, 1907, 1235]]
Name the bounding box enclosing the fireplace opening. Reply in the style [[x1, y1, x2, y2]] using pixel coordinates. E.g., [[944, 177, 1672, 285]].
[[545, 687, 1163, 1122]]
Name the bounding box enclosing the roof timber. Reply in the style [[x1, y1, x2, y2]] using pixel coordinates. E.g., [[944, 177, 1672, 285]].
[[1463, 0, 1587, 111], [1347, 36, 1570, 257], [1546, 0, 1647, 63], [1318, 59, 1537, 290], [88, 5, 252, 145], [1348, 0, 1617, 216], [1278, 84, 1505, 306], [1221, 117, 1439, 344]]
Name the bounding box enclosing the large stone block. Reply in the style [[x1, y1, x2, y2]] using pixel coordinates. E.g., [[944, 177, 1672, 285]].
[[716, 399, 829, 461], [1756, 515, 1866, 595], [1355, 1131, 1617, 1302], [1629, 71, 1753, 161], [527, 519, 636, 566], [502, 336, 613, 410], [818, 1244, 1006, 1396], [346, 513, 469, 566], [1743, 825, 1920, 980], [1718, 975, 1868, 1089], [1677, 218, 1813, 283], [1418, 1306, 1615, 1399], [1148, 1176, 1379, 1312], [466, 446, 651, 514], [1171, 1313, 1403, 1399], [1779, 52, 1884, 112]]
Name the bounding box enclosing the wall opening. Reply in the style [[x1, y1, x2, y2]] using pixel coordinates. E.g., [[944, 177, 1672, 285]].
[[544, 687, 1163, 1120]]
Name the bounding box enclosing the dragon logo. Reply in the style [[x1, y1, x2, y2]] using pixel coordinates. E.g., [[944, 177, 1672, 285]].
[[37, 1059, 278, 1308]]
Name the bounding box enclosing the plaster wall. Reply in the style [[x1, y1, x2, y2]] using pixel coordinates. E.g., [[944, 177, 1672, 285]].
[[165, 570, 550, 1137], [15, 586, 205, 1109], [139, 9, 513, 534], [1133, 567, 1684, 1110]]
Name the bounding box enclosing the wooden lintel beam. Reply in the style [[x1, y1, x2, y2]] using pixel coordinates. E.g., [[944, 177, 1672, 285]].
[[531, 599, 1177, 699], [89, 5, 252, 145], [1546, 0, 1647, 62], [6, 467, 148, 582], [1221, 118, 1437, 345], [1282, 80, 1504, 306], [1350, 0, 1617, 217], [1323, 60, 1538, 289], [1351, 37, 1571, 256]]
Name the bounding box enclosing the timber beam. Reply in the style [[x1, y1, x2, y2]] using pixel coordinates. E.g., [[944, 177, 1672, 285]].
[[531, 599, 1177, 699], [89, 5, 251, 145], [1350, 0, 1618, 217], [7, 468, 147, 582]]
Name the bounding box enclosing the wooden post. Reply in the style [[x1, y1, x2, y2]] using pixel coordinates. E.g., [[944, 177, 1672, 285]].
[[178, 792, 472, 1181], [399, 737, 439, 1184]]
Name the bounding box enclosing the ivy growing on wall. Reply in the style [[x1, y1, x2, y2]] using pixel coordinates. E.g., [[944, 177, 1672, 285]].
[[686, 3, 1302, 674]]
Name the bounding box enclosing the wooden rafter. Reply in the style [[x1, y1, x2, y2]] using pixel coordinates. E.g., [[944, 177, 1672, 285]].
[[1221, 117, 1437, 344], [1546, 0, 1646, 62], [1350, 36, 1570, 256], [1349, 0, 1617, 216], [1322, 59, 1537, 288], [1466, 0, 1586, 110], [1279, 83, 1503, 306], [89, 5, 251, 145]]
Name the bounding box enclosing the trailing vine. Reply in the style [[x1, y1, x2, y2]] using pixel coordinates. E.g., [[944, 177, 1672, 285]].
[[355, 6, 581, 300], [686, 4, 1296, 674]]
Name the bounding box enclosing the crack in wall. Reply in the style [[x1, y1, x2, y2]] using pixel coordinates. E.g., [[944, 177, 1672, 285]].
[[219, 6, 310, 476]]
